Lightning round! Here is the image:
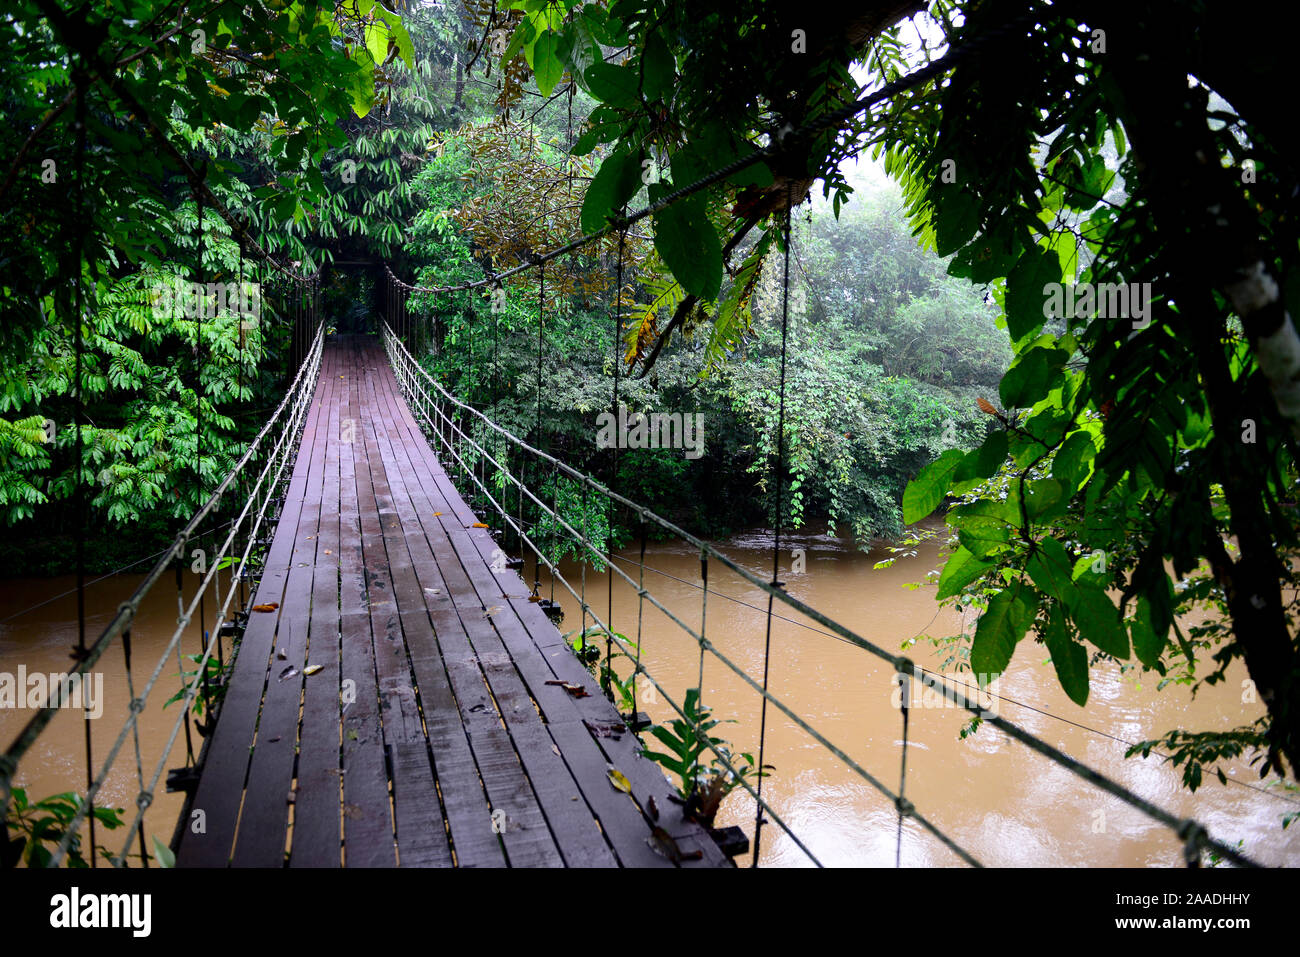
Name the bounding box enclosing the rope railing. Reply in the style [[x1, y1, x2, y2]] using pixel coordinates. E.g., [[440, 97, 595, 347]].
[[381, 320, 1261, 869], [0, 319, 326, 867]]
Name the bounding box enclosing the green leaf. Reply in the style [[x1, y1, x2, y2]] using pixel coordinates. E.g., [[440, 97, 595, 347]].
[[504, 17, 535, 61], [652, 189, 722, 301], [935, 546, 992, 599], [1000, 347, 1065, 409], [1026, 536, 1075, 605], [1044, 605, 1089, 706], [1025, 478, 1066, 521], [532, 30, 563, 96], [1052, 429, 1096, 492], [580, 150, 642, 234], [933, 189, 979, 257], [152, 835, 175, 868], [1073, 586, 1129, 659], [971, 581, 1038, 680], [641, 31, 673, 100], [902, 449, 964, 524], [1131, 596, 1166, 669], [365, 20, 388, 65], [953, 430, 1008, 483], [1005, 246, 1060, 342], [349, 54, 375, 119], [584, 62, 640, 109], [957, 520, 1010, 559]]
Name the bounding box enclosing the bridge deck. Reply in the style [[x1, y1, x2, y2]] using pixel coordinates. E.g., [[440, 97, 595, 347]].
[[175, 335, 727, 867]]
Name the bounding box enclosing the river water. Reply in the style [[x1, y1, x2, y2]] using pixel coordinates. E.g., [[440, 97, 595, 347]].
[[3, 530, 1297, 867]]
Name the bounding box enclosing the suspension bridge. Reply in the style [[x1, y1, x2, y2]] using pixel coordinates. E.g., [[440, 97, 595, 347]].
[[0, 295, 1267, 869], [174, 332, 727, 867], [0, 21, 1275, 869]]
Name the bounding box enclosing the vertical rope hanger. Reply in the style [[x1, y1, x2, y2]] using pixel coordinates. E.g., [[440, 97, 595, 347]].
[[606, 218, 626, 688], [532, 259, 544, 598], [69, 69, 96, 866], [235, 231, 247, 614], [752, 187, 794, 867], [895, 668, 912, 867]]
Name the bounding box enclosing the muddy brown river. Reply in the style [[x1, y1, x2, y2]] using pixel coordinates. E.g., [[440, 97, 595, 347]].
[[3, 530, 1297, 867]]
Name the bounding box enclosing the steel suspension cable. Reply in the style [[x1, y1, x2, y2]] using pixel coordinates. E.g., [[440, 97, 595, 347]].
[[71, 71, 95, 866], [752, 187, 793, 866]]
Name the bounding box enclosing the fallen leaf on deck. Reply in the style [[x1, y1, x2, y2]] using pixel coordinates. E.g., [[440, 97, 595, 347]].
[[545, 680, 589, 698], [470, 523, 488, 528], [324, 550, 332, 555], [483, 605, 503, 618], [552, 745, 561, 757], [647, 826, 683, 863], [527, 595, 542, 603], [252, 603, 279, 613], [433, 512, 443, 516], [278, 666, 299, 682], [584, 719, 626, 739], [303, 665, 323, 676], [606, 767, 632, 794], [277, 648, 287, 660], [648, 796, 659, 820]]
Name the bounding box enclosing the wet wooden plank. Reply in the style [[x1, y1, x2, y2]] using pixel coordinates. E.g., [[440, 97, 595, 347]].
[[336, 338, 397, 867], [290, 348, 343, 867], [359, 362, 520, 867], [229, 356, 334, 868], [380, 353, 728, 867], [352, 361, 452, 868], [367, 386, 618, 867], [176, 347, 330, 867], [367, 351, 721, 867]]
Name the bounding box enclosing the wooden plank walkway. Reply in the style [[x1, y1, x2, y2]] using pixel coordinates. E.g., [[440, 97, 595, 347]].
[[175, 335, 728, 868]]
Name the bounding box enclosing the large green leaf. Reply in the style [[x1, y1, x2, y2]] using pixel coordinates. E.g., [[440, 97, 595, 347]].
[[1130, 596, 1166, 668], [957, 520, 1010, 559], [364, 19, 389, 65], [1073, 586, 1129, 659], [936, 545, 992, 599], [641, 31, 674, 101], [953, 430, 1008, 483], [584, 62, 640, 109], [902, 448, 964, 524], [1000, 346, 1066, 409], [933, 188, 979, 257], [1005, 246, 1060, 342], [532, 30, 564, 96], [971, 581, 1038, 680], [580, 150, 642, 234], [651, 188, 722, 301], [1044, 606, 1089, 706], [1026, 536, 1076, 606], [1052, 429, 1096, 492]]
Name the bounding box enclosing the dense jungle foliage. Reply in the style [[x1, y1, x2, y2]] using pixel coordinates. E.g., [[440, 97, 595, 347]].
[[0, 0, 1005, 573]]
